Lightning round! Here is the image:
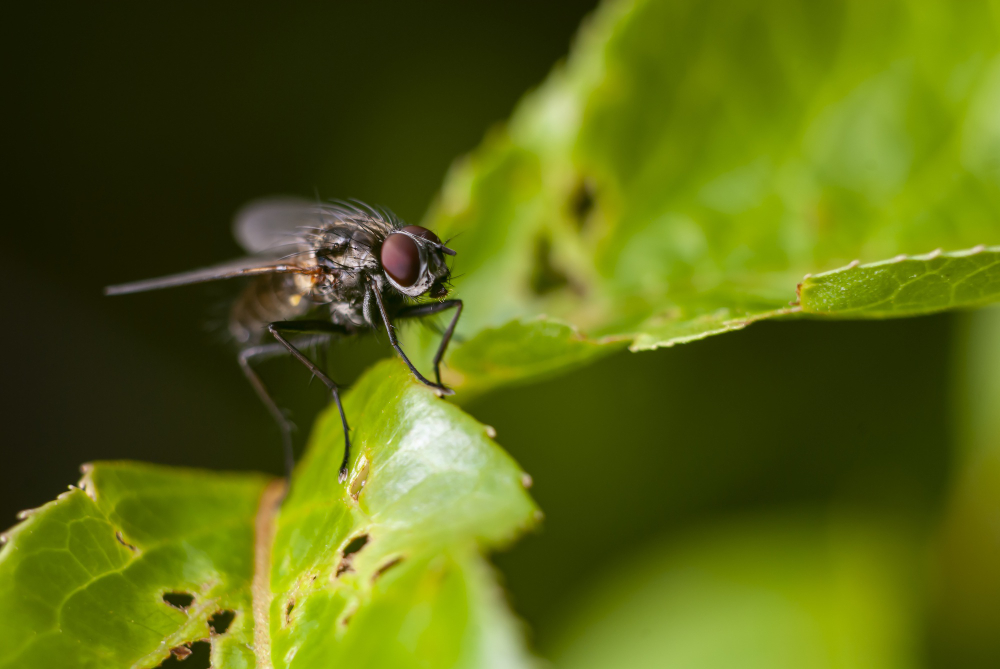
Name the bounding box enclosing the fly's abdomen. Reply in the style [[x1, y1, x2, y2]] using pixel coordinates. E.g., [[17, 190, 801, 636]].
[[229, 273, 311, 343]]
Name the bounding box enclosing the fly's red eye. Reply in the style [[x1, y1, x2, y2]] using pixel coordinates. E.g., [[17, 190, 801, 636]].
[[381, 233, 421, 287], [401, 225, 441, 245]]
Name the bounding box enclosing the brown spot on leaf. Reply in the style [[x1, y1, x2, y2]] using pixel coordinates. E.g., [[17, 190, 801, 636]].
[[340, 601, 358, 627], [372, 556, 404, 582], [116, 531, 137, 552], [171, 646, 192, 660], [155, 640, 211, 668]]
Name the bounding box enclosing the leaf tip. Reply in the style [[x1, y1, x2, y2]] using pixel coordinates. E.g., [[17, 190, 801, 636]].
[[77, 463, 97, 500]]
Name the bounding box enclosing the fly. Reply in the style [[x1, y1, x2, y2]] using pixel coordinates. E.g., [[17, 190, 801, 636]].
[[105, 198, 462, 483]]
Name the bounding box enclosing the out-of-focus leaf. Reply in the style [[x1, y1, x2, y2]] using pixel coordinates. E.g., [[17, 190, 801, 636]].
[[0, 361, 539, 669], [547, 515, 920, 669], [412, 0, 1000, 392], [0, 463, 269, 669]]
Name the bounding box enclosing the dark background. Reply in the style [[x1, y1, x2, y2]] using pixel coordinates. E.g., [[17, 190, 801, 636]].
[[1, 1, 959, 657]]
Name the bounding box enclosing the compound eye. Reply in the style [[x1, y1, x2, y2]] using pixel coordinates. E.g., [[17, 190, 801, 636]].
[[381, 232, 421, 287], [401, 225, 441, 245]]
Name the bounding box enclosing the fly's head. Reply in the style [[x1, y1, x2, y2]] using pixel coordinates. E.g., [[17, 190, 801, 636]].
[[379, 225, 455, 298]]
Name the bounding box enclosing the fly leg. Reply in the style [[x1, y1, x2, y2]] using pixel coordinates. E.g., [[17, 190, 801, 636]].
[[369, 285, 455, 396], [266, 320, 353, 483], [239, 337, 328, 480], [395, 300, 463, 387]]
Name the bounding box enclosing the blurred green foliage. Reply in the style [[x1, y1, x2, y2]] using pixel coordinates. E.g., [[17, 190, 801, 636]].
[[549, 515, 921, 669], [413, 0, 1000, 392], [2, 0, 999, 667]]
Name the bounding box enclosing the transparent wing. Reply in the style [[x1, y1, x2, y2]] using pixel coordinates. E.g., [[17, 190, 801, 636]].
[[233, 197, 323, 254], [104, 257, 310, 296]]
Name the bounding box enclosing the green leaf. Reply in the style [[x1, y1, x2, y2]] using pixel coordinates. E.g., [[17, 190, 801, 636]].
[[0, 463, 269, 669], [411, 0, 1000, 392], [266, 359, 537, 668], [799, 246, 1000, 317], [0, 360, 538, 669]]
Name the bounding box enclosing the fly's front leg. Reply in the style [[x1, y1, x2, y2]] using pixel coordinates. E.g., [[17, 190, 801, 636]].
[[395, 299, 463, 387], [268, 320, 353, 483], [369, 284, 455, 396]]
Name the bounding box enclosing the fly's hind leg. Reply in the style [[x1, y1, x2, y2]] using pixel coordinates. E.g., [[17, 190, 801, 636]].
[[239, 339, 308, 481], [239, 333, 333, 480], [267, 321, 353, 483]]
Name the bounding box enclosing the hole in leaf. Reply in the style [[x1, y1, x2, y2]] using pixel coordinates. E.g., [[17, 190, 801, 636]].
[[372, 556, 404, 582], [209, 609, 235, 635], [155, 640, 210, 668], [529, 234, 569, 296], [163, 592, 195, 610], [568, 177, 595, 228], [336, 533, 370, 576], [343, 533, 369, 557]]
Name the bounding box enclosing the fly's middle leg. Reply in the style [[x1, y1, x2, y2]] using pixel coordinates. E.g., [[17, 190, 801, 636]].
[[267, 320, 353, 483]]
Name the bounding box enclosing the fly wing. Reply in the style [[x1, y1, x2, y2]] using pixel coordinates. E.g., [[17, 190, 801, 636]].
[[104, 256, 310, 296], [233, 197, 324, 254]]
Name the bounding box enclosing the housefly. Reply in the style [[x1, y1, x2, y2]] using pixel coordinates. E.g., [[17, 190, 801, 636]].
[[105, 198, 461, 483]]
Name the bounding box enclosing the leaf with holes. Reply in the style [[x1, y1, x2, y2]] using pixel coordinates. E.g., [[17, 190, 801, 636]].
[[264, 359, 537, 668], [0, 360, 538, 669], [405, 0, 1000, 394], [0, 463, 268, 669]]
